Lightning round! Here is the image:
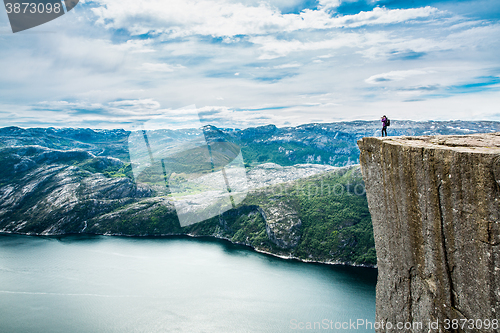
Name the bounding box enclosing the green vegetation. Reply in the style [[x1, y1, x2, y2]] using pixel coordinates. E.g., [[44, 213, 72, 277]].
[[240, 142, 355, 167], [297, 169, 374, 265], [76, 159, 134, 179], [90, 203, 183, 236], [183, 206, 273, 248], [0, 140, 374, 267], [241, 167, 375, 266], [94, 166, 376, 266]]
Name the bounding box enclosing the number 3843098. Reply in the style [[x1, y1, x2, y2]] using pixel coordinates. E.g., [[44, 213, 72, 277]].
[[5, 2, 62, 14]]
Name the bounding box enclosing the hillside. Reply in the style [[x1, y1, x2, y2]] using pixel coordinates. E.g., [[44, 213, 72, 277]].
[[0, 144, 373, 266]]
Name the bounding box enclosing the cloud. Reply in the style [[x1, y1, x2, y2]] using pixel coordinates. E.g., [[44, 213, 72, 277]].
[[251, 33, 366, 59], [445, 76, 500, 94], [140, 63, 186, 72], [115, 39, 156, 53], [365, 69, 434, 84], [273, 62, 302, 69], [90, 0, 441, 38], [318, 0, 341, 10], [1, 0, 500, 129], [108, 99, 161, 111], [399, 85, 440, 91], [332, 6, 439, 27], [34, 99, 162, 119], [389, 50, 426, 60]]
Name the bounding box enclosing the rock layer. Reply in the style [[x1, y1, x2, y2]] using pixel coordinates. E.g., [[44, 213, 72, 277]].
[[358, 133, 500, 333]]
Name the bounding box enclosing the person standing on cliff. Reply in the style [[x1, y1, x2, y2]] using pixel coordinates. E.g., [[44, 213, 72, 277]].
[[381, 115, 388, 137]]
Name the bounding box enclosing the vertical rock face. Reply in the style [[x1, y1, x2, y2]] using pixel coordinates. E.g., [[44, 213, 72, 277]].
[[358, 134, 500, 333]]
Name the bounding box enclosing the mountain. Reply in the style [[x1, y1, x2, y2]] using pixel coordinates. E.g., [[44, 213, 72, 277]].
[[1, 120, 499, 267], [0, 144, 372, 265], [2, 120, 499, 167]]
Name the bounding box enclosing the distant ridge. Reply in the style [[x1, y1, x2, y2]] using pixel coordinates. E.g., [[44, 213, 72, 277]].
[[2, 120, 500, 167]]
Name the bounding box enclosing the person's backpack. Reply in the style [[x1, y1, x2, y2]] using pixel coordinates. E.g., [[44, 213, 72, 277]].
[[386, 118, 391, 126]]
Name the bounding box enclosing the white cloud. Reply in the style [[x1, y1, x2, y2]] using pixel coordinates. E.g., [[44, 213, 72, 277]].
[[90, 0, 441, 38], [108, 99, 161, 111], [251, 33, 366, 59], [114, 39, 156, 53], [446, 24, 500, 49], [318, 0, 341, 9], [140, 63, 186, 72], [365, 69, 433, 84], [333, 6, 439, 28], [0, 0, 499, 129], [273, 62, 302, 69], [35, 99, 162, 119]]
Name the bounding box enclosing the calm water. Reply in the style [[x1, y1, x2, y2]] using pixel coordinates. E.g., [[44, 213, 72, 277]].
[[0, 234, 376, 333]]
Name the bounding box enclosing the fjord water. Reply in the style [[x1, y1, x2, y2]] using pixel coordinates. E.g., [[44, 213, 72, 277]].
[[0, 235, 376, 333]]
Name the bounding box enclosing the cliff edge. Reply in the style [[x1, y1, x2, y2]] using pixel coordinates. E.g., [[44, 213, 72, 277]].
[[358, 133, 500, 332]]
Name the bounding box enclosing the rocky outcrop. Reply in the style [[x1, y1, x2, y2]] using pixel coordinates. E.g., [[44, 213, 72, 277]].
[[258, 203, 302, 249], [245, 163, 337, 189], [358, 133, 500, 332], [0, 146, 153, 235]]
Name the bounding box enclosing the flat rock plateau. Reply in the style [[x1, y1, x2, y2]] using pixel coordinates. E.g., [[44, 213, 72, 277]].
[[359, 133, 500, 332]]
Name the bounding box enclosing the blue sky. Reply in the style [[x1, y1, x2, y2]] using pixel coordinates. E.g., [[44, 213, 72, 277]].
[[1, 0, 500, 129]]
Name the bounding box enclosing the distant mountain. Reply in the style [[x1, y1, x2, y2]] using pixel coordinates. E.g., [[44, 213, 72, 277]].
[[2, 120, 499, 167]]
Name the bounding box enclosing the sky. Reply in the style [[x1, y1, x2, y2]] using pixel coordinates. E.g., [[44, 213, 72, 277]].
[[1, 0, 500, 129]]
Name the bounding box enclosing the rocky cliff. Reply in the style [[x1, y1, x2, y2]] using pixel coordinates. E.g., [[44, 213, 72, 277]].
[[358, 133, 500, 332]]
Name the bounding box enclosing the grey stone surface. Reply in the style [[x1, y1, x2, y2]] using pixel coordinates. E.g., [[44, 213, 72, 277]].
[[358, 133, 500, 333], [258, 203, 302, 249]]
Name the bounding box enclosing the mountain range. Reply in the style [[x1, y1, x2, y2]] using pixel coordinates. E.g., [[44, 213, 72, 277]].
[[1, 120, 499, 267]]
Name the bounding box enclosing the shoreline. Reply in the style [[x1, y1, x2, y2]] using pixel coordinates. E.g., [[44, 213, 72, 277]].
[[0, 230, 377, 269]]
